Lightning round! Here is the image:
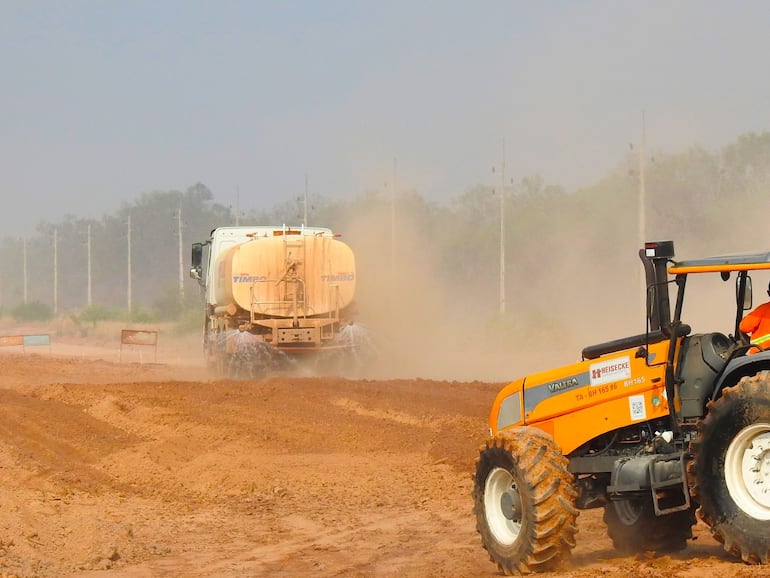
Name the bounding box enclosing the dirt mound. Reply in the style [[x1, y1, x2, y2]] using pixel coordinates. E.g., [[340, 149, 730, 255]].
[[0, 349, 765, 577]]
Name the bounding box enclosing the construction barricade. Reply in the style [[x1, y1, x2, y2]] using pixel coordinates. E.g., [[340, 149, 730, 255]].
[[0, 334, 51, 353], [119, 329, 158, 363]]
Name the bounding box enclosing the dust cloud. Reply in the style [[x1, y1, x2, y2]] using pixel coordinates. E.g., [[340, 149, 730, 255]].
[[343, 202, 636, 383], [341, 190, 770, 383]]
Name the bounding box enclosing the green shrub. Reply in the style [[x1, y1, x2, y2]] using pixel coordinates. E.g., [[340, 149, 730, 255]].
[[10, 301, 53, 322], [124, 307, 155, 323], [77, 304, 120, 325], [173, 306, 206, 336]]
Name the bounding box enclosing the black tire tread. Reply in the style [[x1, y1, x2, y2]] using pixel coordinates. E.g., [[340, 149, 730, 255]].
[[688, 370, 770, 564], [603, 499, 695, 554], [472, 427, 578, 575]]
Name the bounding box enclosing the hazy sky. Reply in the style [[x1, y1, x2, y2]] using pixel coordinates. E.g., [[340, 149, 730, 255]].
[[2, 1, 769, 237]]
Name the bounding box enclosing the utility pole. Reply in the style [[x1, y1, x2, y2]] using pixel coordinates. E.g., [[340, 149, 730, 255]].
[[53, 228, 58, 316], [498, 140, 506, 315], [22, 238, 28, 304], [391, 158, 397, 282], [234, 186, 240, 226], [127, 214, 132, 314], [87, 224, 92, 307], [638, 110, 646, 251], [303, 173, 309, 227], [638, 110, 647, 315], [177, 203, 185, 307]]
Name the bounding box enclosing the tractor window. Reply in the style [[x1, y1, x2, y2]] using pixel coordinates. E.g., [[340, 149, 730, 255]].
[[679, 274, 744, 335]]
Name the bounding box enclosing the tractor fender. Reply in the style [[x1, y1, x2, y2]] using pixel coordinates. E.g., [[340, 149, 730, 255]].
[[710, 350, 770, 403]]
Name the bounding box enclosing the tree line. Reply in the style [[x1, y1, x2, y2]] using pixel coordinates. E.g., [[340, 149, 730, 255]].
[[2, 131, 769, 335]]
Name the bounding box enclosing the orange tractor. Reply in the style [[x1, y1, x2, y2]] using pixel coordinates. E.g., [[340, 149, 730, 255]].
[[473, 241, 770, 573]]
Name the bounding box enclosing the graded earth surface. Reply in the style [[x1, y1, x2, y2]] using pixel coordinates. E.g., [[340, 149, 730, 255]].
[[0, 328, 766, 578]]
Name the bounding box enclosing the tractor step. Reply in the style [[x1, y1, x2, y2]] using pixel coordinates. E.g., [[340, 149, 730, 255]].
[[648, 452, 691, 515]]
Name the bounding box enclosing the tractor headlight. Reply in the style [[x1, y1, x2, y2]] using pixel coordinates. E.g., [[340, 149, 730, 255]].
[[497, 391, 522, 430]]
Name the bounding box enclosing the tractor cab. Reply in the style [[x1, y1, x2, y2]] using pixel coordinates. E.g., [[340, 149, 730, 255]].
[[583, 241, 770, 423], [646, 242, 770, 420]]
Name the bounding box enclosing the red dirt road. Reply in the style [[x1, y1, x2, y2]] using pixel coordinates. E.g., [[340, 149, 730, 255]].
[[0, 341, 767, 577]]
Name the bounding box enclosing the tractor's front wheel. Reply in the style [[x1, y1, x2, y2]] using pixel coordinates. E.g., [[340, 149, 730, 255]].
[[472, 427, 578, 575], [689, 371, 770, 564]]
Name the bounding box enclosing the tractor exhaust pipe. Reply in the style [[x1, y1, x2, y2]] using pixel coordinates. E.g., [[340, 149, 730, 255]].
[[640, 241, 674, 332]]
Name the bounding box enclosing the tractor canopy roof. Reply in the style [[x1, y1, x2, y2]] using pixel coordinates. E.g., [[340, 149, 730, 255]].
[[669, 250, 770, 275]]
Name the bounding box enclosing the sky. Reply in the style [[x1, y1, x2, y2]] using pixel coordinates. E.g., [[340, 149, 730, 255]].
[[2, 1, 770, 237]]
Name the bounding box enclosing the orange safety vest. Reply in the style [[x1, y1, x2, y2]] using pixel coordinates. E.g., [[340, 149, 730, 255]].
[[739, 301, 770, 353]]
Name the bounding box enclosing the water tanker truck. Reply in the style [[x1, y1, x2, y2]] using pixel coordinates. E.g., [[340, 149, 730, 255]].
[[190, 225, 362, 377]]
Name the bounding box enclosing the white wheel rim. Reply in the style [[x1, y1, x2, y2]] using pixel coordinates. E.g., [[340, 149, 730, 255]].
[[484, 467, 522, 545], [725, 423, 770, 520]]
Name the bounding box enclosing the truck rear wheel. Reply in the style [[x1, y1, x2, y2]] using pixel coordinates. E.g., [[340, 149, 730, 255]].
[[689, 371, 770, 564], [603, 497, 695, 553], [472, 427, 578, 574]]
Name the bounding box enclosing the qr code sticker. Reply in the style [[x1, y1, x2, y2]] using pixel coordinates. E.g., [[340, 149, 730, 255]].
[[629, 395, 646, 421]]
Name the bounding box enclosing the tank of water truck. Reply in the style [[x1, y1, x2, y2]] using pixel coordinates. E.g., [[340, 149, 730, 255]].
[[211, 233, 356, 318]]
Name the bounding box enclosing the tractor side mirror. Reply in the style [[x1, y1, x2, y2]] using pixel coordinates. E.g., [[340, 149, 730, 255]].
[[738, 275, 753, 311]]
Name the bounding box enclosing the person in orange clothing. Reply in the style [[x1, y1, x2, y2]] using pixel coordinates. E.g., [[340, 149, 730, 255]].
[[740, 281, 770, 353]]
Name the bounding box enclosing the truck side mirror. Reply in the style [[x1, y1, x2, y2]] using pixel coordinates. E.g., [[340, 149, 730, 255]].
[[190, 243, 203, 281]]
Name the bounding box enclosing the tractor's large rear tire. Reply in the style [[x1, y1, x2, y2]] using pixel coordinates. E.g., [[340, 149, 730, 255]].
[[472, 427, 578, 575], [603, 497, 695, 553], [689, 371, 770, 564]]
